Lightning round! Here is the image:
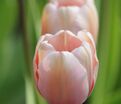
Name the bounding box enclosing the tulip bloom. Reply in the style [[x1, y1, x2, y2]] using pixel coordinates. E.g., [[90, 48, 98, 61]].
[[33, 30, 99, 104], [42, 0, 98, 41]]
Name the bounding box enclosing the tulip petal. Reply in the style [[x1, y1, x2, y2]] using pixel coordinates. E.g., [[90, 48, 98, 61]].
[[48, 30, 82, 51], [42, 3, 61, 35], [50, 0, 85, 7], [33, 40, 55, 85], [39, 33, 53, 42], [86, 0, 98, 40], [42, 4, 89, 35], [72, 42, 92, 75], [59, 6, 89, 33], [77, 31, 96, 53], [37, 52, 89, 104], [72, 42, 93, 89], [42, 0, 98, 41], [77, 31, 99, 79]]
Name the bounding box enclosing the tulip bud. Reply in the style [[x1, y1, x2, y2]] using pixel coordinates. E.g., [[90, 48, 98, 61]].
[[41, 0, 98, 41], [50, 0, 85, 6], [33, 30, 99, 104]]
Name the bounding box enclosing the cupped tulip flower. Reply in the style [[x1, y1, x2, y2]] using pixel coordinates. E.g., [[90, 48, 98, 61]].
[[42, 0, 98, 41], [33, 30, 99, 104]]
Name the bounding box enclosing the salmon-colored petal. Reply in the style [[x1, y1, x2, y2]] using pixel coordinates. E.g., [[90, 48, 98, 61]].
[[48, 30, 82, 51], [72, 42, 92, 75], [72, 42, 93, 90], [54, 0, 85, 7], [77, 31, 96, 53], [72, 34, 99, 95], [50, 0, 85, 5], [42, 3, 61, 35], [77, 31, 99, 78], [34, 38, 55, 65], [59, 6, 89, 34], [39, 34, 53, 42], [37, 52, 89, 104], [33, 40, 55, 85]]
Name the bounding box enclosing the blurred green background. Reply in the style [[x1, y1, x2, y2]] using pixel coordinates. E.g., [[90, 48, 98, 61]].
[[0, 0, 121, 104]]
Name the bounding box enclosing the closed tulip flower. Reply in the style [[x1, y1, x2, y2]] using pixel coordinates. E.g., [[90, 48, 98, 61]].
[[42, 0, 98, 41], [33, 30, 99, 104]]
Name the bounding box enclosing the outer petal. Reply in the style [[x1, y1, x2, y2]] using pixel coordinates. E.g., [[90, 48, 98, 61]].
[[72, 42, 93, 94], [77, 31, 99, 94], [41, 3, 60, 35], [72, 42, 92, 71], [33, 40, 55, 85], [37, 52, 89, 104], [77, 31, 99, 73], [86, 0, 99, 41], [77, 31, 95, 47]]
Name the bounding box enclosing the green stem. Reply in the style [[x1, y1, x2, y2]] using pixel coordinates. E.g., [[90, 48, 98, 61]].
[[18, 0, 36, 104], [25, 76, 36, 104]]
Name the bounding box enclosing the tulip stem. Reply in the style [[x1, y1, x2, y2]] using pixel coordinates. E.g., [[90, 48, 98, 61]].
[[18, 0, 31, 76], [18, 0, 37, 104]]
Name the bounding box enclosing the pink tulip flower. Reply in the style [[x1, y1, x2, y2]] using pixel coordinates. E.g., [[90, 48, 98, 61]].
[[41, 0, 98, 41], [33, 30, 99, 104]]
